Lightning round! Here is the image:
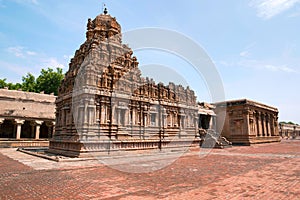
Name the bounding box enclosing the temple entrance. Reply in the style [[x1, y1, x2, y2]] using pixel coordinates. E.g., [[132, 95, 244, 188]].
[[40, 122, 49, 138], [21, 121, 34, 138], [0, 119, 15, 138], [199, 114, 211, 130]]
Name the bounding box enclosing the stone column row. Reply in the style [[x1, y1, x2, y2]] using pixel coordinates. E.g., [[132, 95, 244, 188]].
[[0, 118, 55, 140], [255, 112, 277, 137]]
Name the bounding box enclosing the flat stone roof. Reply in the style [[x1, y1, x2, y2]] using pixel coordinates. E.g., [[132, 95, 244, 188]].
[[213, 99, 278, 113], [0, 89, 56, 120]]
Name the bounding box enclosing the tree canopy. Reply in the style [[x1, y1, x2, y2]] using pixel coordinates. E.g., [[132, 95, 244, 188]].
[[36, 68, 64, 95], [280, 121, 299, 126], [0, 67, 64, 96]]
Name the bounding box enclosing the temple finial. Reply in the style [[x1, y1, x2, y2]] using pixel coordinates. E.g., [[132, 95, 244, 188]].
[[103, 3, 108, 14]]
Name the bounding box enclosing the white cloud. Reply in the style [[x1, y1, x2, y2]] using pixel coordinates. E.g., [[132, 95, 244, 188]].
[[26, 51, 37, 56], [238, 59, 298, 73], [0, 60, 31, 80], [264, 64, 296, 72], [63, 55, 73, 60], [239, 43, 256, 58], [250, 0, 300, 19], [42, 58, 65, 69], [218, 59, 298, 73], [7, 46, 25, 58], [239, 51, 250, 57], [6, 46, 37, 58]]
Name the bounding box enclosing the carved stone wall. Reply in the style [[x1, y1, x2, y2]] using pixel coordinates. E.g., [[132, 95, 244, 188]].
[[279, 123, 300, 139], [48, 10, 206, 157], [214, 99, 281, 145]]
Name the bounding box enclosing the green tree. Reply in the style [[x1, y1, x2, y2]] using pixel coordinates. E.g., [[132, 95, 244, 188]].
[[7, 82, 22, 90], [36, 67, 64, 95], [0, 78, 8, 88], [0, 78, 22, 90], [22, 73, 37, 92]]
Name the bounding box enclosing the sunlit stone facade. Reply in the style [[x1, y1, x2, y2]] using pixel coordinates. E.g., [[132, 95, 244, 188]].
[[48, 10, 215, 157], [279, 123, 300, 139], [214, 99, 281, 145], [0, 88, 55, 147]]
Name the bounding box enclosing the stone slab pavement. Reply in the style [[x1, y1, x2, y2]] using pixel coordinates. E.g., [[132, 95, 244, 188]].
[[0, 140, 299, 199]]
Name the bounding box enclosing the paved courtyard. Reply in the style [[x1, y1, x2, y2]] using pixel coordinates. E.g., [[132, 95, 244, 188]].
[[0, 140, 299, 200]]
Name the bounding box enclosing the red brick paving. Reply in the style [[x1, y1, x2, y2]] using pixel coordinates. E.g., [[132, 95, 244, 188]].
[[0, 140, 299, 200]]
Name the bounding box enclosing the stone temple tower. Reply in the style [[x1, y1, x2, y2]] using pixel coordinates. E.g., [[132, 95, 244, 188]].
[[49, 8, 201, 157]]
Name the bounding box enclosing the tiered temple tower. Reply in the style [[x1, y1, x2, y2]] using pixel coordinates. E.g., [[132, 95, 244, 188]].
[[49, 9, 204, 157]]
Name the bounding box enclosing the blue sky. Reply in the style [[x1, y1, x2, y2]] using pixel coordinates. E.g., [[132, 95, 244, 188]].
[[0, 0, 299, 123]]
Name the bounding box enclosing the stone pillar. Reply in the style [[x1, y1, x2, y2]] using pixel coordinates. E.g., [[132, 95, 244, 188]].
[[52, 122, 56, 137], [78, 106, 84, 126], [125, 109, 129, 125], [274, 116, 279, 136], [46, 121, 55, 138], [266, 114, 269, 136], [84, 101, 89, 125], [101, 104, 106, 124], [270, 116, 274, 136], [0, 118, 4, 136], [181, 115, 185, 129], [155, 112, 159, 127], [117, 108, 121, 125], [169, 113, 172, 127], [268, 114, 273, 136], [144, 112, 148, 127], [112, 105, 116, 124], [256, 112, 260, 136], [96, 104, 100, 122], [174, 112, 177, 127], [261, 113, 265, 136], [162, 109, 168, 128], [88, 105, 96, 125], [244, 109, 250, 135], [35, 120, 43, 140], [132, 108, 136, 125], [265, 114, 270, 136], [195, 114, 199, 138], [15, 119, 24, 140]]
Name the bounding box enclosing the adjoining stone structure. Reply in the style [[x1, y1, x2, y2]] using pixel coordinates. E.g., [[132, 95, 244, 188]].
[[48, 9, 216, 157], [0, 88, 56, 147], [214, 99, 281, 145], [279, 123, 300, 139]]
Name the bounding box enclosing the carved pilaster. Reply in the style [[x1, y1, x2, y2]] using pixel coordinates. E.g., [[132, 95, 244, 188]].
[[34, 120, 43, 140], [14, 119, 25, 140]]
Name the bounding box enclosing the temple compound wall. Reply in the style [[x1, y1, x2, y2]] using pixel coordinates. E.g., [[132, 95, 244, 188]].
[[214, 99, 281, 145], [0, 88, 55, 147], [279, 123, 300, 139], [48, 10, 216, 157]]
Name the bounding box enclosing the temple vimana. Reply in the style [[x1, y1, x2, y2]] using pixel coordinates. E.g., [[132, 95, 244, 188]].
[[48, 8, 208, 157], [0, 8, 288, 156]]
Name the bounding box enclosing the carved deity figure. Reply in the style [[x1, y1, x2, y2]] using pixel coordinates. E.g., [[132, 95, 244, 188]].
[[87, 18, 93, 30]]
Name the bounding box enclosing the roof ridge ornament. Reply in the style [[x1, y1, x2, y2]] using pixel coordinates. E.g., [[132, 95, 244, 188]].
[[103, 3, 108, 15]]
